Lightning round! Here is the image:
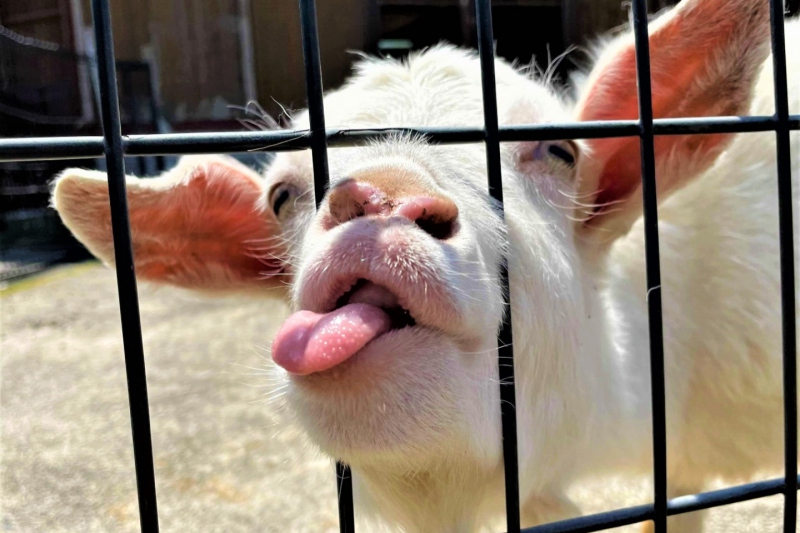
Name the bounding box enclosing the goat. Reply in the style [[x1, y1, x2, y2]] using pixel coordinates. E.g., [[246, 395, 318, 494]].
[[51, 0, 799, 530]]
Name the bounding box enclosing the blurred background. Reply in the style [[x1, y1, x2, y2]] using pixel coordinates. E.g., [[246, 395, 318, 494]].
[[0, 0, 692, 280]]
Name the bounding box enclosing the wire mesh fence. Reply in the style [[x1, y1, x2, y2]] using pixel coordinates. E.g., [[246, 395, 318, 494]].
[[0, 0, 797, 532]]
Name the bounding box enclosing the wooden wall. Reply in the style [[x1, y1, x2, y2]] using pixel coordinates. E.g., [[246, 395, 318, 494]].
[[62, 0, 686, 124], [80, 0, 246, 121], [249, 0, 380, 121], [75, 0, 379, 124]]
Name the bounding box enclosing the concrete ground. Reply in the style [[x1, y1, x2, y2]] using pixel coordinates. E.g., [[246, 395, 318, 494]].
[[0, 263, 791, 532]]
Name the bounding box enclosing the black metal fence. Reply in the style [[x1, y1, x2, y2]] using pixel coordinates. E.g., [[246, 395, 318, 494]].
[[0, 0, 797, 532]]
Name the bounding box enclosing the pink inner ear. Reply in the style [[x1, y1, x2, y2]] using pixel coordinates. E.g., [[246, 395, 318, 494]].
[[128, 162, 286, 290], [589, 132, 732, 218], [585, 40, 743, 210], [576, 0, 769, 226]]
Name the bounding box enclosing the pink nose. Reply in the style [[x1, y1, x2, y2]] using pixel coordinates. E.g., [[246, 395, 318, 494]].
[[326, 180, 459, 239]]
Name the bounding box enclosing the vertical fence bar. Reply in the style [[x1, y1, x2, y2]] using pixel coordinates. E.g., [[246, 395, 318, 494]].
[[297, 0, 355, 531], [630, 0, 668, 531], [473, 0, 521, 531], [89, 0, 160, 531], [768, 1, 798, 532], [299, 0, 332, 210], [335, 461, 355, 533]]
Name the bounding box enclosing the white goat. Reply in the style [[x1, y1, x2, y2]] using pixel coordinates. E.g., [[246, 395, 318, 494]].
[[51, 0, 798, 531]]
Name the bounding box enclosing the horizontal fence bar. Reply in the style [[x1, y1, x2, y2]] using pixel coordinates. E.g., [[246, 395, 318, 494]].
[[519, 476, 800, 533], [2, 116, 799, 163], [0, 137, 105, 162]]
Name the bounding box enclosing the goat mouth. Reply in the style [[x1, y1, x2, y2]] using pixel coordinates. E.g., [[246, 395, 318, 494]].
[[271, 278, 421, 375], [333, 279, 417, 331]]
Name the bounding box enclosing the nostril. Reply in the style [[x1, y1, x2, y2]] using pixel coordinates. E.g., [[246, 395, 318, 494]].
[[415, 215, 456, 240], [396, 196, 459, 240], [327, 180, 381, 225]]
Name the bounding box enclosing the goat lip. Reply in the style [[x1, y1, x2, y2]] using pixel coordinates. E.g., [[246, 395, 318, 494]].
[[275, 271, 457, 376], [332, 280, 415, 326], [295, 224, 464, 339], [303, 273, 453, 336]]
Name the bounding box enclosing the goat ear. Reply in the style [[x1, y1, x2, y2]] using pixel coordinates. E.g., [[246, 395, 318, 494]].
[[573, 0, 770, 241], [51, 155, 289, 293]]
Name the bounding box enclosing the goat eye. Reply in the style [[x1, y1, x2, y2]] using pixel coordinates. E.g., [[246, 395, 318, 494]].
[[270, 185, 293, 217], [546, 142, 576, 166]]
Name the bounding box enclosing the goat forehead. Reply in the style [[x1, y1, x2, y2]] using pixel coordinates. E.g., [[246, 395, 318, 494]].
[[277, 47, 571, 206], [296, 46, 566, 130], [324, 138, 490, 197]]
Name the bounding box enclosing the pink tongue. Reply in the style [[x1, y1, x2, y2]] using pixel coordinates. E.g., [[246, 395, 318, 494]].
[[272, 303, 392, 375]]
